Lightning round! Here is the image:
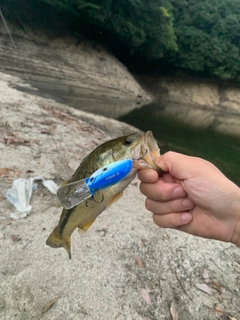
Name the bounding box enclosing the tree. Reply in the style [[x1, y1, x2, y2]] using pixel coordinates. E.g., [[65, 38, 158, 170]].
[[42, 0, 178, 59], [169, 0, 240, 80]]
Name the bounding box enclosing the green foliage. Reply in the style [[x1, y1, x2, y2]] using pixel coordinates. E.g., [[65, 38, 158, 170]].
[[160, 6, 170, 18], [12, 0, 240, 81], [169, 0, 240, 81], [41, 0, 177, 59]]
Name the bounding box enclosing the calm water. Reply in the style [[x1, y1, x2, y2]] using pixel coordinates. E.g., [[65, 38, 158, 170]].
[[119, 101, 240, 186]]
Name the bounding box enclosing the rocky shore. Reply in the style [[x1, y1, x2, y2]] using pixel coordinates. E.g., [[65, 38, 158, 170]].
[[137, 75, 240, 137], [0, 22, 150, 119]]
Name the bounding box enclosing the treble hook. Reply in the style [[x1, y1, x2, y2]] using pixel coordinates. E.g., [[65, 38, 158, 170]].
[[92, 192, 104, 203]]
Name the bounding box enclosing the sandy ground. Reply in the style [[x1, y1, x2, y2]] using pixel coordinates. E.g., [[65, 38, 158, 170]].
[[1, 73, 240, 320]]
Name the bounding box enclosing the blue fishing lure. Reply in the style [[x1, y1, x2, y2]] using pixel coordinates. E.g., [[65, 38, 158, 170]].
[[57, 159, 133, 209]]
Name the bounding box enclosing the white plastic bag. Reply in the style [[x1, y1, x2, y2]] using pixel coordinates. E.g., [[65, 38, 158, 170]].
[[5, 176, 59, 220]]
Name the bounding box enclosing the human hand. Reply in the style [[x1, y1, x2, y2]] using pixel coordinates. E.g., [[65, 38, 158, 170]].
[[138, 151, 240, 246]]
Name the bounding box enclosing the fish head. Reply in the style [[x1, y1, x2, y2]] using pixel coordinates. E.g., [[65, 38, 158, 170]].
[[131, 131, 162, 175], [108, 131, 161, 174], [72, 132, 142, 181], [72, 131, 161, 182], [109, 132, 142, 161]]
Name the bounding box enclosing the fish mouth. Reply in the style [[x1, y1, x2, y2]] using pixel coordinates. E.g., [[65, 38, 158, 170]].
[[132, 131, 162, 175]]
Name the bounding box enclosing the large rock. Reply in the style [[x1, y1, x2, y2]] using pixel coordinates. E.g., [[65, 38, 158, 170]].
[[140, 76, 240, 137], [0, 21, 150, 118]]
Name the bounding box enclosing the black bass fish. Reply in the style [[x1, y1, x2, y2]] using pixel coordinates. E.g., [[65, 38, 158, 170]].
[[46, 131, 161, 258]]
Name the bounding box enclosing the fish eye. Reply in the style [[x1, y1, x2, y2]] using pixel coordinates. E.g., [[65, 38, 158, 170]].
[[124, 137, 133, 145], [90, 177, 94, 182], [103, 167, 108, 171]]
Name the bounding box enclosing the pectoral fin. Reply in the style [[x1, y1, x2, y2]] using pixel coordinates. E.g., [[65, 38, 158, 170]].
[[107, 192, 123, 209], [78, 219, 96, 233]]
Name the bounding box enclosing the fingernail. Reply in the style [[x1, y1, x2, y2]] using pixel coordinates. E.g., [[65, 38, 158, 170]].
[[182, 198, 193, 208], [173, 186, 184, 197], [181, 213, 192, 223]]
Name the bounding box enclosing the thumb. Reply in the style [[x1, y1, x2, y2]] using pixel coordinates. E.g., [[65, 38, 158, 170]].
[[156, 151, 217, 180]]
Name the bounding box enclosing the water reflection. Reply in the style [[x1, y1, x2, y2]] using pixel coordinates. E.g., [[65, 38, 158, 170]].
[[119, 101, 240, 185]]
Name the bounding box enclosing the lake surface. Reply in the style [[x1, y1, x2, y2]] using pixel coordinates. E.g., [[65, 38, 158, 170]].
[[119, 101, 240, 185]]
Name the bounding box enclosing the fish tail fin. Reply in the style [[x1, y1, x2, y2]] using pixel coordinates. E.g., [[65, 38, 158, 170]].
[[46, 227, 72, 259]]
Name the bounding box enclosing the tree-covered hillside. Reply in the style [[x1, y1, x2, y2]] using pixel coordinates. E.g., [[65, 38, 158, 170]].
[[170, 0, 240, 81], [2, 0, 240, 81], [41, 0, 240, 81], [42, 0, 178, 60]]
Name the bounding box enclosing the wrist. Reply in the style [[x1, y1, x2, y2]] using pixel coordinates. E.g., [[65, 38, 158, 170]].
[[232, 221, 240, 247], [230, 189, 240, 247]]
